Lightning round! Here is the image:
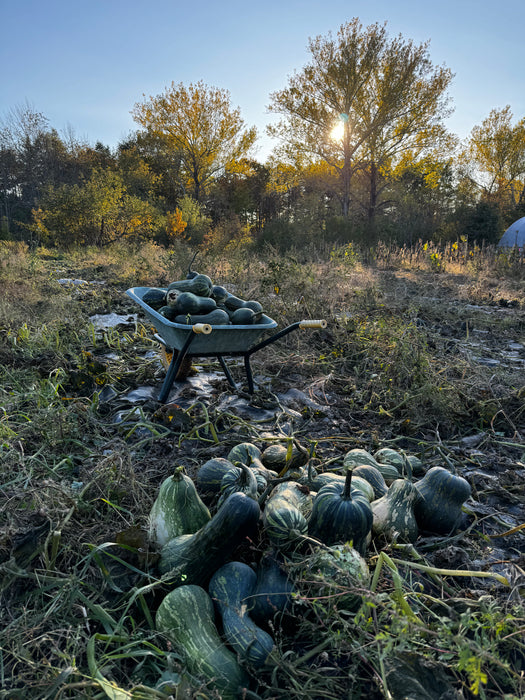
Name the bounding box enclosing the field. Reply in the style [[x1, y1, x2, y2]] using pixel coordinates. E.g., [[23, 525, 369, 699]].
[[0, 239, 524, 699]]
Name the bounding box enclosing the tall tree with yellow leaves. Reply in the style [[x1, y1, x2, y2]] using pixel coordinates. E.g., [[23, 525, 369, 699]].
[[268, 19, 453, 222], [132, 81, 257, 202]]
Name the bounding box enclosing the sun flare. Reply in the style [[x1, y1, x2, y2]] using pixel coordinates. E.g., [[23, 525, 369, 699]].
[[330, 120, 345, 141]]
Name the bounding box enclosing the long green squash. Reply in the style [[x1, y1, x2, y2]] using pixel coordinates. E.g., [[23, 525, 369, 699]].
[[209, 561, 275, 668], [156, 584, 248, 699], [159, 492, 261, 586]]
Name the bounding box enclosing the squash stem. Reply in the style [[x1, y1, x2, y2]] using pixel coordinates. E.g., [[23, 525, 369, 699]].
[[343, 467, 353, 499]]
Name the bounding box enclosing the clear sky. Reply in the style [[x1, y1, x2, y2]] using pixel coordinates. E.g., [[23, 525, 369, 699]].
[[2, 0, 524, 160]]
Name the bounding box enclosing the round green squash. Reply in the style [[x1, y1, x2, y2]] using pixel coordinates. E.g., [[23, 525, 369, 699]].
[[227, 442, 263, 467], [156, 584, 248, 699], [305, 543, 370, 611], [261, 442, 309, 473], [343, 448, 400, 484], [219, 462, 259, 502], [308, 469, 373, 556], [197, 457, 237, 498], [310, 472, 375, 503], [352, 465, 388, 500]]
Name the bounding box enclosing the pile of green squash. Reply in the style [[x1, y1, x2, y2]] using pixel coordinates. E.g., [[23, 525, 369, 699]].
[[142, 271, 266, 326], [150, 441, 471, 699]]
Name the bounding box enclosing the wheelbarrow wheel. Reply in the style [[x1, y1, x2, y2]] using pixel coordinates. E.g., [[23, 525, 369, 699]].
[[158, 345, 194, 380]]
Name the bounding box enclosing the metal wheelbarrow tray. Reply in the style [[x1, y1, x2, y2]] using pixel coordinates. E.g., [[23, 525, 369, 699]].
[[126, 286, 326, 402]]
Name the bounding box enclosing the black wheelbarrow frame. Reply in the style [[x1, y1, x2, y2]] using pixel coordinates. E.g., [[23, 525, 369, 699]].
[[126, 287, 326, 403]]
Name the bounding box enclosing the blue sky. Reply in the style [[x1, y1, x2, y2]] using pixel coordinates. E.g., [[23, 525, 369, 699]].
[[2, 0, 524, 160]]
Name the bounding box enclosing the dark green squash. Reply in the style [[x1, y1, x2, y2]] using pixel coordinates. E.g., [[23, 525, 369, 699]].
[[167, 274, 213, 297], [209, 561, 275, 668], [197, 457, 237, 499], [227, 442, 263, 466], [142, 287, 167, 310], [248, 553, 295, 625], [352, 465, 389, 500], [168, 291, 217, 315], [148, 466, 211, 548], [243, 300, 264, 322], [210, 285, 229, 303], [218, 462, 259, 503], [174, 308, 230, 326], [308, 469, 373, 556], [159, 492, 261, 586], [261, 442, 309, 473], [371, 478, 419, 543], [224, 293, 248, 311], [156, 584, 248, 699], [414, 466, 471, 535], [230, 308, 256, 325], [310, 472, 375, 502]]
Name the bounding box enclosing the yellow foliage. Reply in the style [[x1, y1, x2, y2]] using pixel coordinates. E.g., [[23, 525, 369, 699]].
[[166, 208, 188, 240]]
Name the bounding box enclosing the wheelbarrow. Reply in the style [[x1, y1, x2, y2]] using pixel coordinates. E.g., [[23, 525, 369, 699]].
[[126, 286, 327, 403]]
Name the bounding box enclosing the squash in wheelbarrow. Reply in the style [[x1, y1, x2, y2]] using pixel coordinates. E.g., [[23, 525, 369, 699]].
[[142, 287, 166, 310], [167, 273, 213, 297], [174, 309, 230, 326]]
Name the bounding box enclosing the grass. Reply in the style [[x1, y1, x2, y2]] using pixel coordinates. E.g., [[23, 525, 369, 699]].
[[0, 238, 524, 699]]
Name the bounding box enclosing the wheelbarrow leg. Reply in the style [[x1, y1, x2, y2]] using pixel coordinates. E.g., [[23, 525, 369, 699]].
[[158, 333, 196, 403], [244, 355, 255, 394], [217, 355, 237, 389]]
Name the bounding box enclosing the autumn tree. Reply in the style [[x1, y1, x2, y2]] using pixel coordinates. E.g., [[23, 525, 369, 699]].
[[131, 81, 257, 202], [267, 18, 454, 225], [463, 105, 525, 211], [32, 168, 162, 246]]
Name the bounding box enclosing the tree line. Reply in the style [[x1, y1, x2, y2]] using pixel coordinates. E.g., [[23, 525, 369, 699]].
[[1, 18, 524, 252]]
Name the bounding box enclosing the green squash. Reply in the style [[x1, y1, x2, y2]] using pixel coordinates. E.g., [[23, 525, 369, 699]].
[[310, 472, 375, 502], [374, 447, 407, 474], [159, 492, 261, 586], [167, 273, 213, 297], [174, 308, 230, 326], [156, 584, 248, 699], [148, 466, 211, 548], [211, 285, 229, 304], [168, 290, 217, 314], [197, 457, 237, 499], [371, 479, 419, 543], [248, 553, 295, 625], [142, 287, 167, 310], [414, 466, 471, 535], [352, 465, 388, 500], [209, 561, 274, 668], [305, 543, 370, 611], [218, 461, 259, 503], [227, 442, 263, 467], [263, 482, 311, 550], [230, 307, 256, 325], [308, 469, 373, 556], [343, 448, 400, 484], [261, 442, 309, 473]]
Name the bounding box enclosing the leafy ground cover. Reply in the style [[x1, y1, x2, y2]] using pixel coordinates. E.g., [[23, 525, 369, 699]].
[[0, 240, 524, 699]]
